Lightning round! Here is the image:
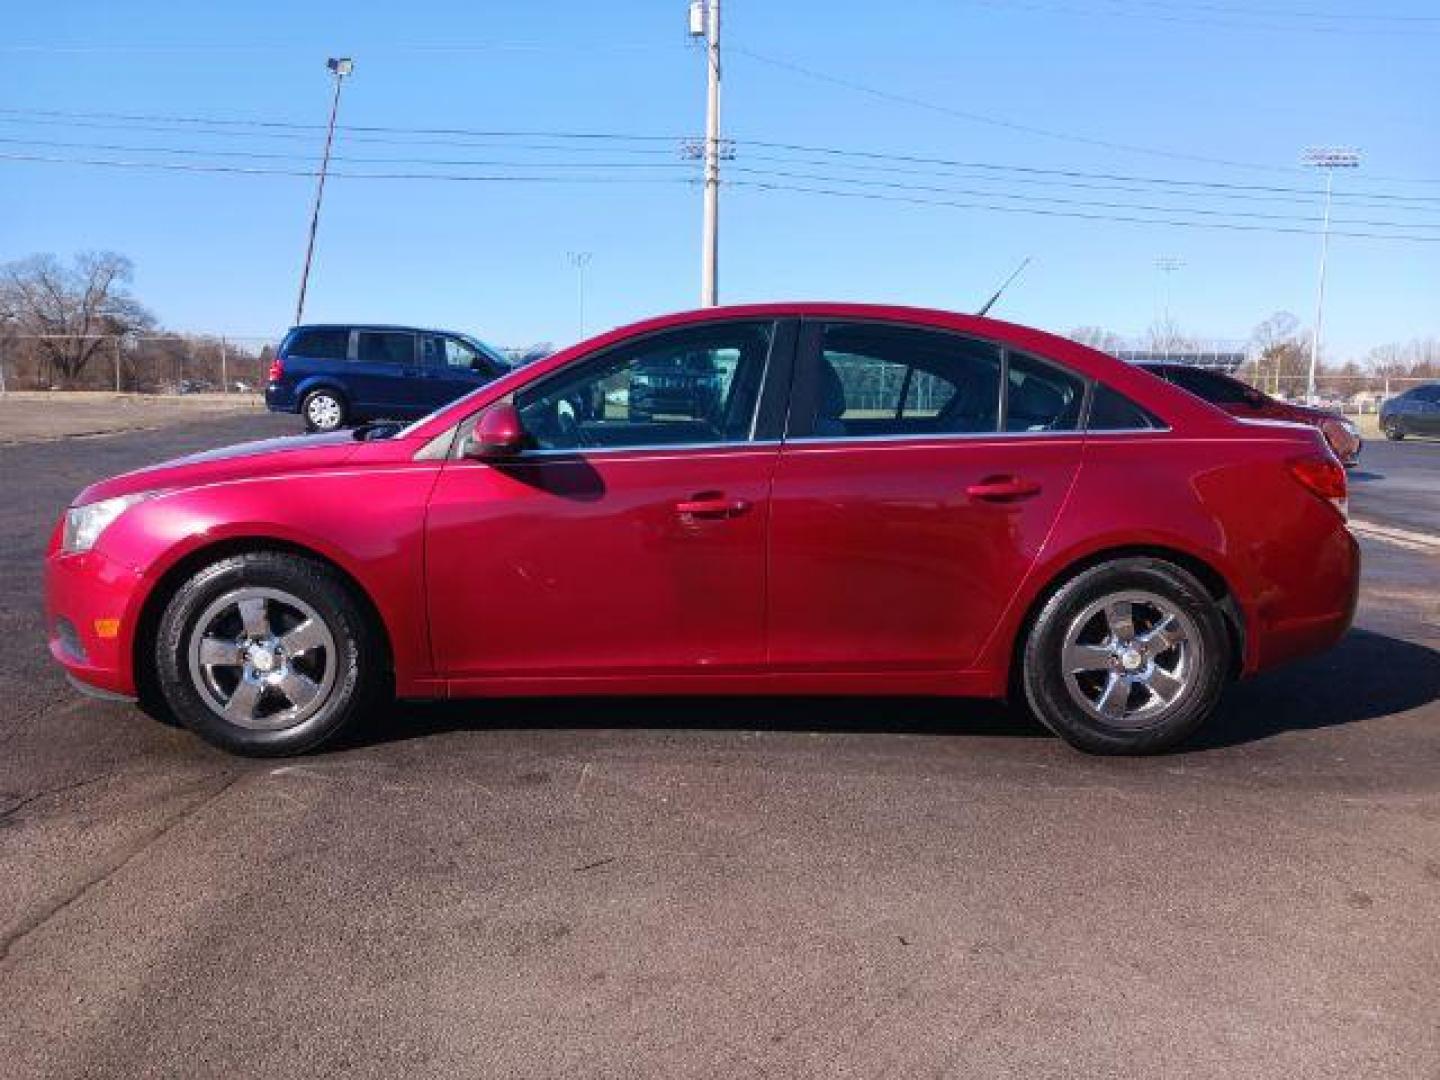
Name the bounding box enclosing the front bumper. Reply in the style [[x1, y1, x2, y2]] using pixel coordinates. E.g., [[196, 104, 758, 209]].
[[45, 541, 146, 698]]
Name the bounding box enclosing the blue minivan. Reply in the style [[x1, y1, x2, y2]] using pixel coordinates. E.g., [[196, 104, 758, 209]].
[[265, 324, 510, 431]]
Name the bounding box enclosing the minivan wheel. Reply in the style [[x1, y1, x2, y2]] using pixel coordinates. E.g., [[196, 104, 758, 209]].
[[302, 389, 347, 432], [154, 552, 384, 756], [1021, 557, 1232, 755]]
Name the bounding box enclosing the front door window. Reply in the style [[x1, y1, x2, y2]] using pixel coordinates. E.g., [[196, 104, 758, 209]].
[[515, 322, 773, 450]]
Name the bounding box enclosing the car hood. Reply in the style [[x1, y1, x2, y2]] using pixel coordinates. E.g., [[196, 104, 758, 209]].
[[73, 430, 363, 506]]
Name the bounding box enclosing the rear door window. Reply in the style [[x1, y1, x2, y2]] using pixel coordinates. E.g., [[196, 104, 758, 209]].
[[808, 323, 1003, 438], [285, 328, 350, 361], [1004, 353, 1084, 432], [356, 331, 416, 367], [1088, 384, 1164, 431]]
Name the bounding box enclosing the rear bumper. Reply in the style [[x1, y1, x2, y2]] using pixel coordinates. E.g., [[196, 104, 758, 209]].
[[264, 383, 298, 413], [1244, 525, 1360, 675], [45, 543, 145, 698]]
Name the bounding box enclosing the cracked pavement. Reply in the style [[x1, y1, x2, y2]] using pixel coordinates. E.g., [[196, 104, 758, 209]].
[[0, 414, 1437, 1078]]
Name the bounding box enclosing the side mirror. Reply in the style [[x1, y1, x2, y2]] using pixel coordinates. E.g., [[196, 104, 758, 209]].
[[1243, 389, 1267, 408], [463, 403, 525, 459]]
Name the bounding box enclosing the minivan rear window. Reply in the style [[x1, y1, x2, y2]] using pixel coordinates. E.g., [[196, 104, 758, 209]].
[[285, 328, 349, 360]]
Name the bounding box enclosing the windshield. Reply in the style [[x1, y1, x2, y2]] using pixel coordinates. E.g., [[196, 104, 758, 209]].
[[458, 334, 510, 370]]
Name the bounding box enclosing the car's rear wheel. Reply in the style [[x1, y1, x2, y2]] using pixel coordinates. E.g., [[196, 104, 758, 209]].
[[154, 551, 384, 756], [1021, 557, 1232, 755], [302, 389, 347, 432], [1383, 420, 1405, 441]]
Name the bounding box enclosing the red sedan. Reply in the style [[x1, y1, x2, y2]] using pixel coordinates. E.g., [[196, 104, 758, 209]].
[[1136, 363, 1363, 467], [45, 304, 1358, 757]]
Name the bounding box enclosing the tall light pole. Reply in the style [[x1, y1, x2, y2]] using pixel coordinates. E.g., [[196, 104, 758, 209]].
[[294, 56, 354, 327], [1301, 147, 1359, 404], [689, 0, 722, 307], [1155, 256, 1184, 327], [567, 251, 593, 339]]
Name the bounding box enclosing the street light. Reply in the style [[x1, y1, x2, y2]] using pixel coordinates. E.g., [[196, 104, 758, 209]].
[[1301, 146, 1360, 404], [567, 251, 593, 339], [294, 56, 355, 326]]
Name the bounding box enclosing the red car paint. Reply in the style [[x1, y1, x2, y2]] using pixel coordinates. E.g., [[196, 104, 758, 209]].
[[46, 303, 1358, 705]]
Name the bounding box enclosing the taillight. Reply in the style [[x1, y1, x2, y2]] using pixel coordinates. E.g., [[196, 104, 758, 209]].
[[1288, 454, 1348, 519], [267, 356, 284, 383]]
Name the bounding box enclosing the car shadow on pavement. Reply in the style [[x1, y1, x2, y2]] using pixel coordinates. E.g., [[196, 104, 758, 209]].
[[1187, 628, 1439, 750], [352, 692, 1044, 752], [345, 629, 1437, 755]]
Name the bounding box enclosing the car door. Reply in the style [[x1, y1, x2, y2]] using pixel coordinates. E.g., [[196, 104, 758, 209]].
[[419, 334, 497, 412], [352, 329, 421, 417], [767, 320, 1085, 673], [425, 318, 794, 681], [1415, 387, 1440, 434]]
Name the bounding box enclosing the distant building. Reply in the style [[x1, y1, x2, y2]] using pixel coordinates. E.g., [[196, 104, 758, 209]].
[[1114, 349, 1247, 373]]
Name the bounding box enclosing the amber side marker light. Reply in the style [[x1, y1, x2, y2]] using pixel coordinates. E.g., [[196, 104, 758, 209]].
[[93, 618, 121, 640], [1288, 455, 1348, 520]]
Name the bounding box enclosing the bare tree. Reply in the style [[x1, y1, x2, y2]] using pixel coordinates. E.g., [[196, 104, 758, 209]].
[[1244, 311, 1308, 395], [1143, 315, 1197, 355], [1067, 326, 1127, 354], [0, 252, 154, 384]]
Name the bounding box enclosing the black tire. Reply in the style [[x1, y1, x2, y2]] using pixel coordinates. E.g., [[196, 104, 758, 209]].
[[154, 551, 385, 756], [302, 389, 347, 432], [1021, 557, 1232, 755], [1383, 421, 1405, 441]]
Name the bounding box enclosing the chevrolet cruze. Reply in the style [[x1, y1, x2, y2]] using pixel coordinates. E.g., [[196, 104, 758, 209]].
[[46, 304, 1358, 757]]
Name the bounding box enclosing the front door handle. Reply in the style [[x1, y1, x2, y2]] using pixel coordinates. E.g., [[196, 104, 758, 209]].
[[676, 494, 751, 519], [966, 475, 1042, 503]]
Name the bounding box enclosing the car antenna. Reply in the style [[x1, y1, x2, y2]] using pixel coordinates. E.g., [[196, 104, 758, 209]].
[[976, 257, 1033, 317]]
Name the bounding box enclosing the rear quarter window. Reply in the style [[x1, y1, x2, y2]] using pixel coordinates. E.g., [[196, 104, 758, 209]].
[[285, 329, 350, 361], [1089, 384, 1165, 431]]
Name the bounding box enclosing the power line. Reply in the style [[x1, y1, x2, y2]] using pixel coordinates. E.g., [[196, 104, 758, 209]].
[[727, 165, 1440, 231], [962, 0, 1440, 35], [11, 128, 1440, 220], [731, 45, 1306, 174], [4, 104, 1438, 190], [7, 149, 1440, 243], [0, 151, 699, 185], [0, 134, 694, 171], [727, 178, 1440, 244]]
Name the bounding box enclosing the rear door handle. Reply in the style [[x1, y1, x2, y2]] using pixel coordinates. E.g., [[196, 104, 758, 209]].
[[966, 475, 1042, 503], [676, 494, 751, 519]]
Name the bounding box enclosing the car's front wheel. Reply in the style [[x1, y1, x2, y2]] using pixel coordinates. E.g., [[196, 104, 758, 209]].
[[1383, 419, 1405, 441], [1021, 557, 1232, 755], [154, 551, 384, 756], [302, 389, 347, 432]]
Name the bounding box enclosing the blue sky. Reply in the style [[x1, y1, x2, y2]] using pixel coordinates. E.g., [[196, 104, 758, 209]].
[[3, 0, 1438, 358]]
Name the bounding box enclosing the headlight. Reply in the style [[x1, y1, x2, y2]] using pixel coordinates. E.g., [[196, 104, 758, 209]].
[[62, 492, 159, 554]]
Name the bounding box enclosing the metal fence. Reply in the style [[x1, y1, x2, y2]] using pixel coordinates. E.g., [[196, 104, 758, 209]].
[[0, 334, 275, 395]]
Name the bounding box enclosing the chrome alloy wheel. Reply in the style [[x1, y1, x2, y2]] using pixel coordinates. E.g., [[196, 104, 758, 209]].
[[306, 394, 343, 430], [1058, 590, 1202, 729], [186, 587, 338, 730]]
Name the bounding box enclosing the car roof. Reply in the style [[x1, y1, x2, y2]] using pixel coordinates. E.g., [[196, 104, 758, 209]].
[[288, 323, 471, 336]]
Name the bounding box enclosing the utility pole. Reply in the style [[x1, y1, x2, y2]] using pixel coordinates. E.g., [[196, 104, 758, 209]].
[[689, 0, 721, 307], [294, 57, 354, 327], [567, 251, 593, 339], [1301, 147, 1359, 404]]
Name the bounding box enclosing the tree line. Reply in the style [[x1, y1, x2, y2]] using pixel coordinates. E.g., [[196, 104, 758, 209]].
[[1070, 313, 1439, 400], [0, 251, 264, 391]]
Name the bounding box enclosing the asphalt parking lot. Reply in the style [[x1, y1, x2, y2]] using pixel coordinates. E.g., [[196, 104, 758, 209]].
[[1, 413, 1437, 1079]]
